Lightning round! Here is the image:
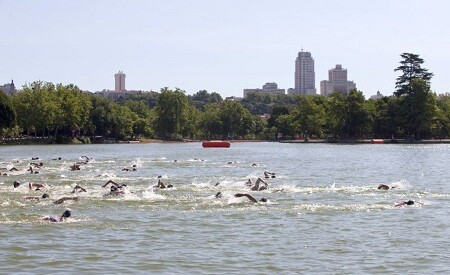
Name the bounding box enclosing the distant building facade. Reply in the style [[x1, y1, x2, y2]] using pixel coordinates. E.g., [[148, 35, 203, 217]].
[[320, 64, 356, 95], [243, 82, 285, 98], [114, 71, 126, 92], [288, 50, 316, 95], [0, 80, 16, 96], [370, 91, 384, 100]]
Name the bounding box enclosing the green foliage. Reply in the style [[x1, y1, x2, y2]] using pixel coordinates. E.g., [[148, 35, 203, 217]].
[[154, 87, 189, 140], [189, 90, 223, 111], [291, 96, 326, 139], [394, 53, 433, 97], [0, 91, 16, 136]]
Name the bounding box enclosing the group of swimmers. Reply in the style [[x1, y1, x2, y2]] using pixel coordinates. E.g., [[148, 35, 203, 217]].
[[2, 156, 423, 223]]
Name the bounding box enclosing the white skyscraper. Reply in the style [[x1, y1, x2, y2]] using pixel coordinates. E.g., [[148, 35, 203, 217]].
[[114, 71, 126, 92], [289, 50, 316, 95]]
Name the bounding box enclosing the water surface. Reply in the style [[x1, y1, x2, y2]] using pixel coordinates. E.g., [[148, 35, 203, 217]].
[[0, 142, 449, 274]]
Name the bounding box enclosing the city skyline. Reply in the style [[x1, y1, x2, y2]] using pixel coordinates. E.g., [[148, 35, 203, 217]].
[[1, 0, 449, 98]]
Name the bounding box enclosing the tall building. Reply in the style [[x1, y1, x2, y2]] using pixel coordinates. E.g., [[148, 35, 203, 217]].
[[114, 71, 126, 92], [320, 64, 356, 95], [243, 82, 285, 98], [289, 50, 316, 95]]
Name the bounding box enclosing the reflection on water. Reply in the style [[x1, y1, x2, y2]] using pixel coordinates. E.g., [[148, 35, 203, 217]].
[[0, 143, 449, 273]]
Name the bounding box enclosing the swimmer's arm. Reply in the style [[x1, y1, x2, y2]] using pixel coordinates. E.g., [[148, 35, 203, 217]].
[[102, 180, 118, 188], [53, 197, 79, 204], [235, 193, 257, 203]]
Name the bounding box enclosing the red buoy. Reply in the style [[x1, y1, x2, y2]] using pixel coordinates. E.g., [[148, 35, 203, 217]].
[[202, 140, 231, 148]]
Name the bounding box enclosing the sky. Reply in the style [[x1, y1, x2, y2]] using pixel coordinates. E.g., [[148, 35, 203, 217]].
[[1, 0, 449, 99]]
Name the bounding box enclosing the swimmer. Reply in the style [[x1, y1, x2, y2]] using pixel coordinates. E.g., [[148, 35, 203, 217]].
[[104, 185, 126, 196], [30, 162, 44, 168], [71, 184, 87, 193], [246, 177, 268, 191], [378, 184, 395, 190], [102, 180, 127, 188], [27, 166, 39, 174], [52, 157, 62, 160], [24, 193, 50, 200], [154, 179, 173, 189], [234, 193, 267, 203], [70, 164, 81, 171], [29, 182, 46, 191], [13, 181, 21, 188], [395, 200, 422, 207], [53, 196, 79, 204], [264, 171, 276, 178], [42, 210, 71, 222]]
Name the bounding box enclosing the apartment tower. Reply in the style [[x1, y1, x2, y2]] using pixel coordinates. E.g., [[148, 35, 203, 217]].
[[290, 50, 316, 95], [114, 71, 126, 92], [320, 64, 356, 95]]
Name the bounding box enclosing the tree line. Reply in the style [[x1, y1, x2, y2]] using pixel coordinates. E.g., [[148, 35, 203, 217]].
[[1, 53, 450, 143]]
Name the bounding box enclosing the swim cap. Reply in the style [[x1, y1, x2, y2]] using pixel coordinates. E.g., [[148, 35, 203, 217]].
[[61, 210, 71, 219], [42, 194, 49, 199], [406, 200, 414, 205], [260, 198, 267, 202]]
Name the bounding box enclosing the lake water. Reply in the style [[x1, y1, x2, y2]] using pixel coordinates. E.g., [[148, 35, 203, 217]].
[[0, 142, 449, 274]]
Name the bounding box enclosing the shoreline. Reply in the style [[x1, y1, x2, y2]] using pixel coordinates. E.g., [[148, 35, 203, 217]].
[[2, 138, 450, 145]]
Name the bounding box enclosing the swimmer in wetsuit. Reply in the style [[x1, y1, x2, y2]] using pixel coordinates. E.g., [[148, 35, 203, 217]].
[[71, 184, 87, 193], [24, 193, 50, 200], [264, 171, 276, 178], [154, 179, 173, 189], [246, 177, 268, 191], [234, 193, 267, 203], [42, 210, 71, 222], [378, 184, 395, 190], [395, 200, 420, 207]]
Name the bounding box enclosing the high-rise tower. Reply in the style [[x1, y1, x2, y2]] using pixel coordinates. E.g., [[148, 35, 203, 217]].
[[320, 64, 356, 95], [290, 50, 316, 95], [114, 71, 126, 92]]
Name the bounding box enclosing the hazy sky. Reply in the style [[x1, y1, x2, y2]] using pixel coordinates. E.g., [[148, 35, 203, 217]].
[[1, 0, 449, 98]]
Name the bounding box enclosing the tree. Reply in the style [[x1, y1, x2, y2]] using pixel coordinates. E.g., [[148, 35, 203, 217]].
[[394, 53, 433, 97], [291, 96, 326, 140], [0, 91, 16, 137], [200, 104, 223, 139], [154, 88, 188, 140], [344, 89, 373, 139], [219, 101, 253, 139], [398, 79, 436, 139]]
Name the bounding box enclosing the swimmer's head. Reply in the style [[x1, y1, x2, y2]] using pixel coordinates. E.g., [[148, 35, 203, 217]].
[[405, 200, 414, 205], [41, 194, 49, 199], [260, 198, 267, 202], [61, 210, 71, 219], [13, 181, 20, 188], [167, 184, 173, 188], [215, 192, 222, 198], [111, 186, 118, 192]]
